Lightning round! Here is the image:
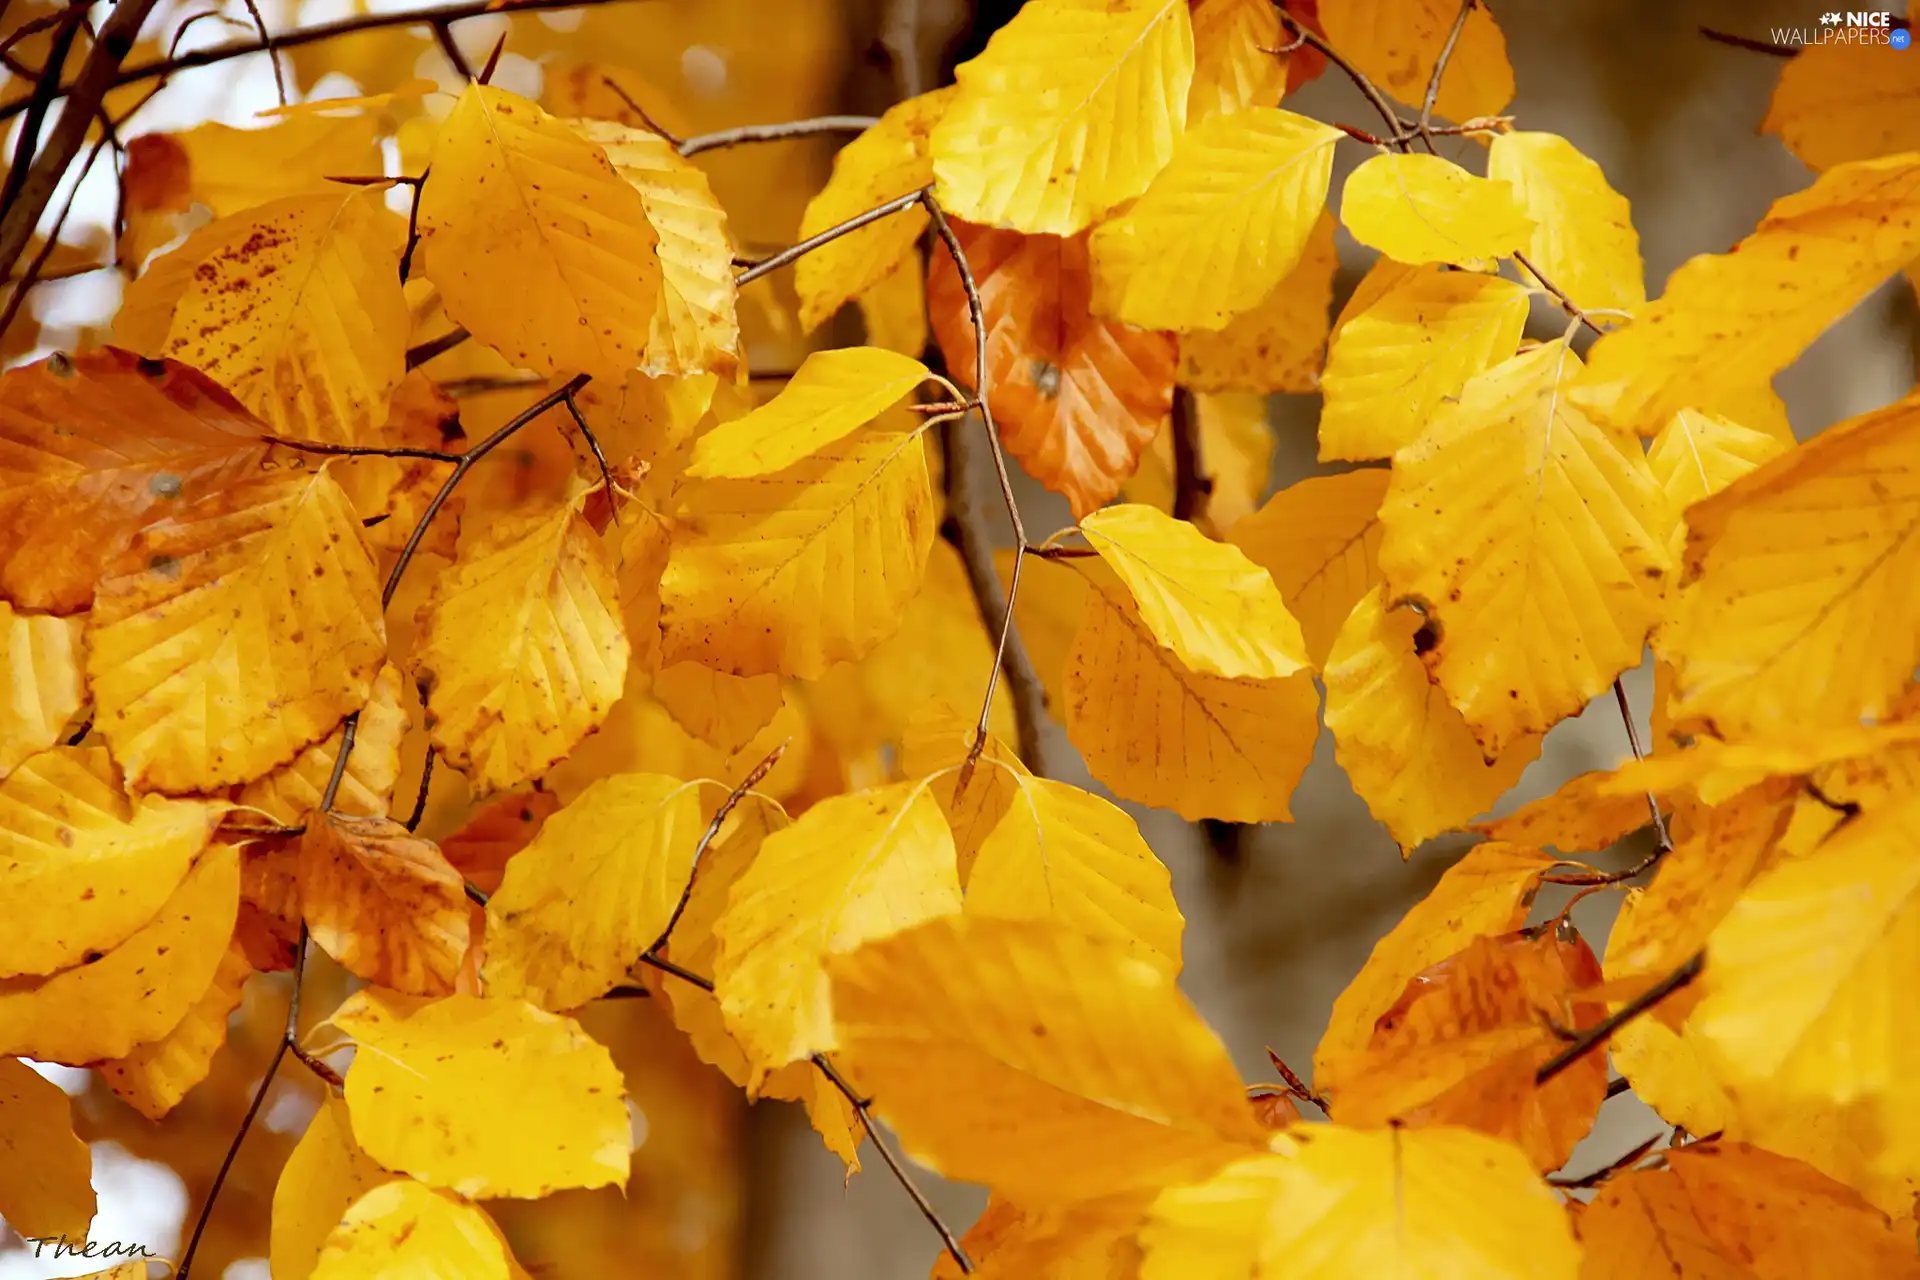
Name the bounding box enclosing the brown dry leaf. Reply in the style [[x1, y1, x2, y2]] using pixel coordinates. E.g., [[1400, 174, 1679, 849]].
[[0, 1053, 95, 1245], [87, 467, 387, 794], [1577, 1142, 1920, 1278], [928, 219, 1176, 517], [93, 939, 252, 1120], [237, 663, 408, 825], [1335, 926, 1609, 1172], [299, 812, 470, 996], [440, 790, 562, 898], [0, 350, 269, 614], [1315, 841, 1561, 1098]]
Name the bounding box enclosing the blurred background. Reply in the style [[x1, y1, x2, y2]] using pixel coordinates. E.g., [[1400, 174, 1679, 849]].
[[2, 0, 1915, 1277]]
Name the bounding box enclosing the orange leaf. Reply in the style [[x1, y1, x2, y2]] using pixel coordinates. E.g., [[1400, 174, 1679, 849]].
[[298, 812, 471, 996], [439, 790, 561, 897], [928, 219, 1175, 517], [0, 350, 268, 614], [238, 838, 302, 972], [1577, 1142, 1920, 1278], [1335, 926, 1609, 1171]]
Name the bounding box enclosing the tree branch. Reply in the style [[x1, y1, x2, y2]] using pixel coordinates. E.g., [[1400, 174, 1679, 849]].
[[1535, 952, 1704, 1085], [0, 0, 160, 285], [677, 115, 880, 158], [0, 0, 642, 125], [1170, 386, 1208, 522]]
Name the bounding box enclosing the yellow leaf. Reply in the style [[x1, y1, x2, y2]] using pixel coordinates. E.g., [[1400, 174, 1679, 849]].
[[1314, 841, 1558, 1098], [1, 603, 85, 777], [934, 1192, 1151, 1280], [933, 0, 1194, 235], [653, 796, 865, 1171], [795, 90, 951, 332], [1645, 407, 1790, 564], [1377, 341, 1672, 755], [483, 773, 704, 1010], [1139, 1127, 1578, 1280], [419, 83, 662, 381], [238, 663, 408, 824], [570, 120, 740, 377], [1340, 153, 1534, 269], [0, 1054, 94, 1244], [856, 255, 929, 358], [161, 189, 408, 447], [686, 347, 931, 478], [1761, 38, 1920, 172], [714, 779, 962, 1084], [829, 915, 1263, 1202], [87, 468, 386, 794], [660, 425, 936, 678], [1319, 0, 1514, 123], [1488, 130, 1645, 313], [1573, 154, 1920, 435], [299, 814, 469, 997], [0, 746, 215, 978], [1469, 769, 1654, 855], [272, 1095, 399, 1280], [414, 487, 629, 796], [1178, 213, 1338, 394], [1080, 503, 1309, 680], [1089, 108, 1341, 331], [333, 989, 632, 1198], [311, 1180, 510, 1280], [0, 842, 238, 1064], [852, 538, 1020, 752], [1066, 578, 1318, 822], [1688, 790, 1920, 1127], [1227, 468, 1389, 666], [1598, 721, 1920, 808], [651, 664, 783, 753], [1323, 589, 1539, 853], [1315, 264, 1530, 461], [966, 773, 1184, 974], [1661, 394, 1920, 737], [121, 115, 383, 270], [1187, 0, 1288, 122], [93, 939, 250, 1120]]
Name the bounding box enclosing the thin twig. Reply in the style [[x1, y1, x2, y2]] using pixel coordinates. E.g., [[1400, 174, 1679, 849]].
[[924, 194, 1049, 784], [734, 188, 926, 287], [405, 750, 435, 831], [1275, 7, 1404, 140], [263, 435, 465, 464], [399, 167, 429, 283], [1612, 677, 1673, 852], [0, 0, 637, 124], [1170, 387, 1208, 523], [475, 31, 507, 85], [641, 743, 786, 957], [677, 115, 881, 158], [1535, 952, 1704, 1086], [560, 386, 616, 513], [1419, 0, 1476, 134], [635, 950, 972, 1273], [0, 0, 160, 284], [1267, 1048, 1332, 1115], [238, 0, 288, 107], [432, 19, 475, 80], [596, 75, 682, 145], [1699, 26, 1797, 57], [1548, 1130, 1665, 1189], [406, 326, 470, 369], [381, 375, 590, 607], [1514, 249, 1604, 337], [0, 1, 84, 212], [175, 1037, 288, 1279]]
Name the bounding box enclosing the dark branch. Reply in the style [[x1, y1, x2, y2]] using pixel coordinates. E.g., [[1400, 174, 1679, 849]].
[[1535, 952, 1705, 1086], [678, 115, 880, 158]]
